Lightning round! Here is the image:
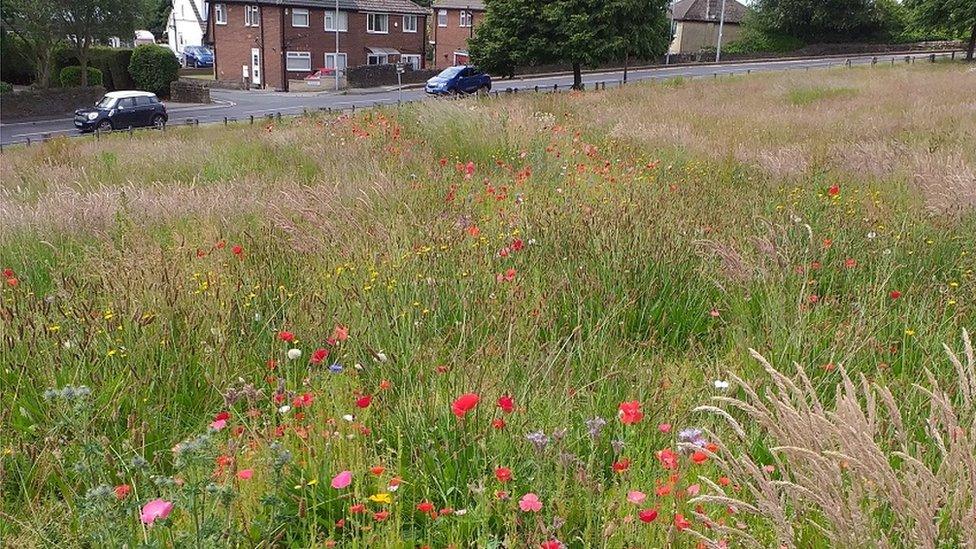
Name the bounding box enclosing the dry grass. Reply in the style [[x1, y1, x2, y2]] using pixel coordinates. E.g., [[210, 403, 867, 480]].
[[588, 65, 976, 213], [692, 330, 976, 548]]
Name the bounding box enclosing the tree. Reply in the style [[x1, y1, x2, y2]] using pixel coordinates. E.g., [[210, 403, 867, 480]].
[[58, 0, 138, 86], [470, 0, 670, 90], [749, 0, 886, 43], [906, 0, 976, 60], [0, 0, 64, 88]]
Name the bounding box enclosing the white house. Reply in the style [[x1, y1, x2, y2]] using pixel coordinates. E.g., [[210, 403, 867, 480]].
[[166, 0, 208, 54]]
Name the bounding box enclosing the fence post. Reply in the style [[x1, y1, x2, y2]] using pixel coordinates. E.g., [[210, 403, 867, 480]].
[[26, 137, 31, 146], [930, 54, 935, 63], [534, 85, 538, 92], [275, 112, 281, 121], [872, 56, 877, 65], [845, 59, 851, 67], [224, 117, 228, 125], [951, 51, 955, 60], [553, 83, 558, 92], [128, 126, 134, 138]]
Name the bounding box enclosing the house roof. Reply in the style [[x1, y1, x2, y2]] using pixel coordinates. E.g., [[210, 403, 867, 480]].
[[226, 0, 427, 15], [672, 0, 748, 23], [431, 0, 486, 9]]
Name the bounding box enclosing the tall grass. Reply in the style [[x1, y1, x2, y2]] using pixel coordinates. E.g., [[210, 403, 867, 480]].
[[1, 64, 973, 547]]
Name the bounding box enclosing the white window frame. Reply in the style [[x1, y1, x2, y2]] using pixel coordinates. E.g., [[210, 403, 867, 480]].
[[459, 10, 472, 28], [401, 54, 421, 70], [437, 9, 447, 27], [291, 8, 309, 27], [325, 10, 348, 32], [214, 3, 227, 25], [245, 5, 259, 27], [367, 12, 389, 34], [285, 51, 312, 72], [402, 14, 418, 33], [367, 53, 388, 65], [324, 52, 347, 72]]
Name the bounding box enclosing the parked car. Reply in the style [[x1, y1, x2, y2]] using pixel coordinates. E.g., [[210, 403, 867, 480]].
[[74, 91, 168, 133], [182, 46, 214, 68], [425, 65, 491, 95]]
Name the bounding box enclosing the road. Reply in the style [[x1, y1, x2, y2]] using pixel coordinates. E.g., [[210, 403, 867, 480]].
[[0, 51, 956, 147]]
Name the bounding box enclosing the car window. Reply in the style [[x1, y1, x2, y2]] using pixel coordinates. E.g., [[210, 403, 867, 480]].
[[96, 96, 116, 109], [436, 66, 464, 79], [459, 68, 472, 77], [135, 96, 153, 107], [118, 98, 136, 109]]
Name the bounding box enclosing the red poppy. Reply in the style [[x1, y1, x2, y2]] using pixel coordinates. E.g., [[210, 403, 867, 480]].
[[310, 348, 329, 364], [657, 448, 678, 470], [618, 400, 644, 424], [492, 418, 507, 429], [451, 393, 479, 417], [214, 411, 230, 422], [350, 503, 366, 514], [612, 459, 631, 473], [827, 184, 840, 197], [540, 541, 562, 549], [464, 161, 475, 178], [370, 465, 385, 475], [495, 467, 512, 483], [417, 501, 434, 513], [277, 331, 295, 343], [675, 513, 692, 531], [6, 277, 18, 287], [511, 238, 524, 251], [356, 395, 373, 409], [330, 324, 349, 343], [497, 394, 514, 413], [379, 379, 392, 390], [335, 519, 345, 528], [216, 241, 226, 249], [466, 225, 481, 237], [1, 268, 13, 278], [232, 245, 243, 257], [808, 294, 820, 304], [889, 290, 902, 300], [638, 508, 658, 523], [373, 510, 390, 521], [114, 484, 131, 500], [691, 451, 709, 464], [718, 476, 731, 486], [497, 268, 517, 283], [844, 258, 857, 269], [439, 158, 448, 167], [656, 484, 672, 497]]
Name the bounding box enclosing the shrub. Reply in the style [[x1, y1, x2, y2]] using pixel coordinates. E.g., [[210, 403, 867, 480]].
[[53, 47, 136, 91], [59, 66, 104, 87], [0, 81, 13, 94], [0, 32, 35, 85], [129, 44, 180, 97]]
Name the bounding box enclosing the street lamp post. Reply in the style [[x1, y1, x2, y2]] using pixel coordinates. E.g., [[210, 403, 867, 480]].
[[715, 0, 727, 62], [334, 0, 340, 90], [666, 0, 675, 65]]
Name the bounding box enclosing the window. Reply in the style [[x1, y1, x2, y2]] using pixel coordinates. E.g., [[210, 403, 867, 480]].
[[437, 9, 447, 27], [117, 98, 136, 109], [325, 10, 348, 31], [401, 54, 421, 70], [367, 12, 388, 33], [245, 5, 259, 26], [324, 52, 347, 72], [135, 96, 154, 107], [286, 51, 311, 71], [402, 14, 418, 33], [292, 8, 309, 27], [459, 10, 472, 27], [367, 54, 388, 65], [214, 3, 226, 24]]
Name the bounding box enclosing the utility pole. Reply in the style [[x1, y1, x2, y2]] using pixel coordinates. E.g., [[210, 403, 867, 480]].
[[666, 0, 675, 65], [715, 0, 727, 62], [334, 0, 340, 91]]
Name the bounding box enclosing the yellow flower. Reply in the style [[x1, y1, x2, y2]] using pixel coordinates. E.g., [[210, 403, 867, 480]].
[[48, 325, 61, 332], [368, 493, 392, 504], [307, 479, 318, 486], [905, 329, 915, 336]]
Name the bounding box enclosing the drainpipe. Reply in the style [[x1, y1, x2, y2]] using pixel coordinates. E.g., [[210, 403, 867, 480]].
[[281, 6, 288, 91], [259, 5, 267, 89]]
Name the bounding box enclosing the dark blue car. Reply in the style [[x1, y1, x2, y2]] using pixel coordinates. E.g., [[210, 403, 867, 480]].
[[425, 65, 491, 95], [183, 46, 214, 68]]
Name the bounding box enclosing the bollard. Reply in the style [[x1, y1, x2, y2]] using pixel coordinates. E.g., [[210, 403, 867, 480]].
[[846, 59, 851, 67], [128, 126, 134, 137], [352, 105, 355, 112], [303, 107, 307, 115], [249, 115, 254, 124], [96, 128, 100, 140], [930, 53, 935, 63], [224, 117, 228, 125], [747, 69, 751, 74], [713, 72, 717, 78], [534, 85, 538, 92], [872, 56, 877, 65], [905, 56, 910, 64], [951, 51, 955, 60], [26, 137, 31, 146], [891, 58, 895, 66]]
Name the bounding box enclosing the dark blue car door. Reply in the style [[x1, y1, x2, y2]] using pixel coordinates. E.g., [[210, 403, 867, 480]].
[[114, 97, 138, 128], [457, 68, 473, 93]]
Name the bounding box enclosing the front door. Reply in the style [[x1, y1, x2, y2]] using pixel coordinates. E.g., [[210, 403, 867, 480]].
[[251, 48, 261, 86]]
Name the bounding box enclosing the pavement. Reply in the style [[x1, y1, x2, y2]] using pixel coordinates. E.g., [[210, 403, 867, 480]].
[[0, 51, 958, 147]]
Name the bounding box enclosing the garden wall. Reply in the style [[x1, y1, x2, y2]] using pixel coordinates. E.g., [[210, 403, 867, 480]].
[[0, 86, 105, 121]]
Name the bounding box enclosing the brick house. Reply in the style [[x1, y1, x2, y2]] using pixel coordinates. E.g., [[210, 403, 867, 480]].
[[430, 0, 484, 69], [206, 0, 427, 90], [668, 0, 748, 54]]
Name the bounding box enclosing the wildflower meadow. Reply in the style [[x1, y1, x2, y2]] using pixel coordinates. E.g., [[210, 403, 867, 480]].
[[1, 63, 974, 548]]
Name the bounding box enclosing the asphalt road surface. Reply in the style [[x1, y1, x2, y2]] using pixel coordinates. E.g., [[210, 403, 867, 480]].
[[0, 52, 958, 147]]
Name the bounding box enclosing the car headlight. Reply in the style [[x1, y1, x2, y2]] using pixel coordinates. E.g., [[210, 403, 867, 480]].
[[87, 112, 99, 121]]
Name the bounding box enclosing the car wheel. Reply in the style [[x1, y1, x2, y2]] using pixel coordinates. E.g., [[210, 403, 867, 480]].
[[97, 120, 113, 133], [152, 115, 166, 130]]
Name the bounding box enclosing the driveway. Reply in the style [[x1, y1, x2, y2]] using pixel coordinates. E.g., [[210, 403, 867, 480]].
[[0, 52, 955, 147]]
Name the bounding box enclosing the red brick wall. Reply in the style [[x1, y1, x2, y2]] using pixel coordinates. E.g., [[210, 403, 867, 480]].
[[210, 2, 427, 90], [432, 8, 483, 69]]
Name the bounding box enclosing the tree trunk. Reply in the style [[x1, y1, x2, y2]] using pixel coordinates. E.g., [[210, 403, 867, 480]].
[[967, 23, 975, 62], [623, 54, 628, 84], [572, 62, 582, 90], [78, 39, 90, 87], [35, 44, 53, 88]]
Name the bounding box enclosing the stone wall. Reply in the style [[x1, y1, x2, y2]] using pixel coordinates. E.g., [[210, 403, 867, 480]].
[[347, 64, 438, 88], [0, 86, 105, 121], [170, 79, 212, 103]]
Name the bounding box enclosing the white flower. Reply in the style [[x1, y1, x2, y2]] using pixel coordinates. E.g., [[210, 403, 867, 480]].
[[286, 348, 302, 360], [867, 231, 877, 239], [714, 379, 730, 390], [388, 483, 400, 492], [375, 351, 388, 363], [454, 509, 467, 516], [253, 312, 262, 322], [342, 414, 355, 422], [278, 405, 291, 414]]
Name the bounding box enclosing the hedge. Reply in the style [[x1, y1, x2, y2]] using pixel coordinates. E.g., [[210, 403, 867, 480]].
[[0, 32, 35, 85], [60, 66, 104, 87], [129, 44, 180, 97], [53, 45, 135, 90], [0, 81, 13, 94]]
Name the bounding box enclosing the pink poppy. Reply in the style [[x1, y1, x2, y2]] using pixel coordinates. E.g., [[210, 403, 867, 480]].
[[331, 470, 352, 489], [627, 490, 647, 505], [237, 469, 253, 480], [209, 418, 227, 431], [140, 498, 174, 525], [519, 492, 542, 513]]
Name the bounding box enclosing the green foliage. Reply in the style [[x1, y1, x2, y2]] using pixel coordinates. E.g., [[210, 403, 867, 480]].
[[749, 0, 887, 43], [786, 85, 858, 105], [59, 66, 104, 87], [0, 0, 65, 87], [0, 31, 37, 85], [904, 0, 976, 59], [471, 0, 670, 86], [725, 23, 805, 53], [54, 46, 135, 90], [0, 81, 13, 94], [128, 44, 180, 96]]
